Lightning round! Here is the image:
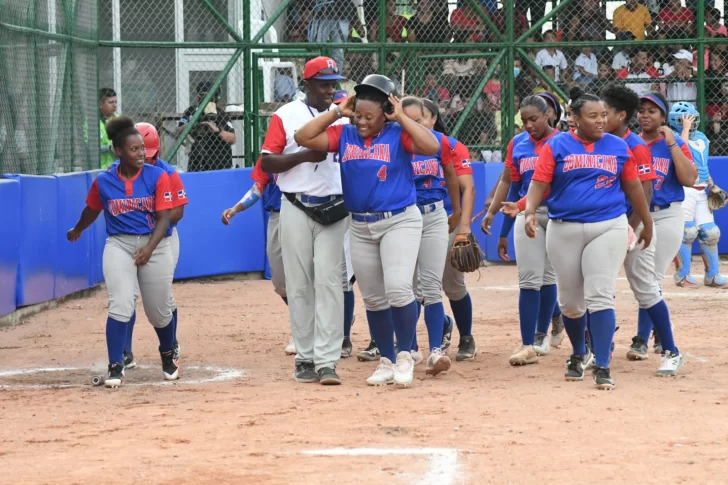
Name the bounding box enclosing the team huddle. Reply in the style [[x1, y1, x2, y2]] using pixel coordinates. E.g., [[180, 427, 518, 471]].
[[66, 56, 726, 391]]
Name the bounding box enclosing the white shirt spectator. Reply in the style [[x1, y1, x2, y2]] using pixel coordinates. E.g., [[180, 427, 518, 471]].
[[662, 64, 698, 103], [535, 49, 568, 82], [612, 51, 630, 70], [625, 72, 657, 96], [573, 52, 598, 80]]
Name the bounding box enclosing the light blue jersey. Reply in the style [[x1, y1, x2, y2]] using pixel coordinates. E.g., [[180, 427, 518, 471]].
[[686, 130, 710, 185]]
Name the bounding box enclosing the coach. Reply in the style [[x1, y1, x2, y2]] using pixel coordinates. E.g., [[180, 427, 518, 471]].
[[261, 57, 349, 385]]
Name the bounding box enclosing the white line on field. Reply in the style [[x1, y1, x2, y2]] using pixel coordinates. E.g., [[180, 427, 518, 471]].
[[302, 448, 460, 485], [685, 353, 709, 363]]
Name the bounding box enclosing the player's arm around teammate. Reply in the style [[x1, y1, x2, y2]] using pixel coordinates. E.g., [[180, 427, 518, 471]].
[[601, 85, 685, 375], [524, 91, 653, 390], [67, 117, 178, 388], [295, 74, 438, 388]]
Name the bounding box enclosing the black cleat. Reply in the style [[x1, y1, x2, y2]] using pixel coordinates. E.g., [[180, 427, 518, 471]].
[[593, 366, 615, 390], [341, 337, 353, 358], [293, 362, 319, 383], [357, 340, 380, 362], [565, 354, 586, 381], [441, 315, 454, 351], [105, 363, 125, 388], [626, 336, 649, 361], [123, 351, 137, 369], [456, 336, 477, 361], [318, 367, 342, 385], [160, 349, 180, 381]]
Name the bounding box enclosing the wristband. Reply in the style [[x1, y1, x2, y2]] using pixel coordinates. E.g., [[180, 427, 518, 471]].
[[668, 143, 678, 149], [334, 106, 342, 119]]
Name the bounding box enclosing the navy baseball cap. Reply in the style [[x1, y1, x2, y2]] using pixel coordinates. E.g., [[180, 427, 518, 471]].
[[333, 90, 349, 104], [303, 57, 346, 81]]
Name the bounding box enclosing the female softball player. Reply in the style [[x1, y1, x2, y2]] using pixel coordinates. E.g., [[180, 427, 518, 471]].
[[120, 122, 187, 369], [482, 95, 560, 366], [633, 93, 697, 357], [601, 86, 685, 375], [524, 90, 655, 390], [67, 117, 178, 387], [294, 74, 440, 387]]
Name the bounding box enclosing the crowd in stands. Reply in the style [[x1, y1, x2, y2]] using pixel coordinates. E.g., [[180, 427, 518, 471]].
[[282, 0, 728, 157]]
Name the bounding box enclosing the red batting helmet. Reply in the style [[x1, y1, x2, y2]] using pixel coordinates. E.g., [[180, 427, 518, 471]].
[[135, 122, 161, 159]]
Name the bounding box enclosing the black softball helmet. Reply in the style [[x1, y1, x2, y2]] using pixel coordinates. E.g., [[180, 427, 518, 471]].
[[354, 74, 397, 98]]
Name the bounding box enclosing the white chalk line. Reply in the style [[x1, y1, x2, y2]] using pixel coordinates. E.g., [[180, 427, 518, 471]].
[[302, 448, 460, 485], [0, 365, 245, 389], [685, 353, 709, 363]]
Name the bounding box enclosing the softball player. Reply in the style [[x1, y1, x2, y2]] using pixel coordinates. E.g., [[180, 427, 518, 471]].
[[294, 74, 440, 388], [669, 102, 728, 288], [120, 122, 187, 369], [67, 117, 178, 388], [482, 96, 560, 366], [601, 86, 685, 375], [635, 94, 697, 355], [524, 90, 655, 390]]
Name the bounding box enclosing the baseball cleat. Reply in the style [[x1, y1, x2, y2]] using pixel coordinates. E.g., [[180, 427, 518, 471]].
[[583, 347, 595, 370], [105, 363, 125, 388], [284, 341, 297, 355], [550, 314, 565, 348], [341, 337, 353, 358], [441, 315, 454, 352], [394, 351, 415, 388], [357, 341, 380, 362], [626, 336, 649, 361], [656, 350, 685, 377], [293, 362, 318, 383], [675, 275, 698, 288], [160, 349, 180, 381], [425, 348, 451, 376], [565, 354, 587, 381], [592, 366, 615, 390], [533, 332, 550, 356], [704, 275, 728, 288], [456, 336, 477, 361], [366, 357, 395, 386], [317, 367, 342, 385], [509, 345, 538, 366], [653, 331, 662, 354], [173, 339, 181, 362], [411, 349, 424, 366], [123, 351, 137, 369]]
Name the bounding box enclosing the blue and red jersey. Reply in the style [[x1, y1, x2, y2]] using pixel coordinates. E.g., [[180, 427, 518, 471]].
[[326, 122, 417, 214], [87, 163, 174, 236], [621, 130, 656, 214], [641, 135, 694, 209], [412, 132, 452, 206], [148, 158, 188, 228], [508, 129, 559, 199], [442, 136, 473, 216], [532, 131, 639, 223], [250, 156, 282, 212]]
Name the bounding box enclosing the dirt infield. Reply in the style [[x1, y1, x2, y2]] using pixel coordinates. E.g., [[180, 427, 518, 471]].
[[1, 261, 728, 485]]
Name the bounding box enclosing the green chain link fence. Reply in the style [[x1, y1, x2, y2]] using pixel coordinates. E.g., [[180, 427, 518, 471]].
[[1, 0, 727, 173]]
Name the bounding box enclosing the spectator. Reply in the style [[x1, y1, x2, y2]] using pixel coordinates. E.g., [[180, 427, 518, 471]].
[[408, 0, 452, 43], [491, 4, 530, 37], [450, 2, 485, 43], [613, 0, 654, 40], [573, 46, 599, 86], [706, 60, 728, 121], [513, 93, 524, 134], [369, 0, 409, 42], [525, 33, 541, 63], [286, 0, 317, 42], [592, 60, 615, 93], [705, 7, 727, 37], [533, 66, 566, 104], [707, 111, 728, 156], [515, 57, 539, 99], [516, 0, 549, 26], [469, 0, 497, 14], [615, 48, 660, 95], [662, 49, 697, 103], [420, 72, 451, 107], [611, 36, 633, 70], [274, 69, 297, 103], [566, 0, 611, 43], [443, 39, 486, 96], [657, 0, 695, 38], [483, 73, 502, 143], [98, 88, 118, 169], [178, 82, 236, 172], [308, 0, 363, 73], [651, 32, 676, 75], [535, 31, 569, 85]]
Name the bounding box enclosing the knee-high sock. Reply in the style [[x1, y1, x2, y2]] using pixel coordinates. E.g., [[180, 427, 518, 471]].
[[124, 311, 137, 354], [107, 317, 127, 365], [637, 308, 654, 342], [366, 309, 395, 362], [518, 289, 540, 345], [391, 301, 418, 356], [537, 284, 558, 334], [154, 318, 175, 353], [343, 290, 355, 339], [410, 301, 423, 351], [589, 309, 616, 368], [563, 315, 587, 355], [586, 312, 593, 349], [449, 293, 473, 337], [645, 300, 676, 352], [424, 302, 446, 351], [171, 308, 178, 343]]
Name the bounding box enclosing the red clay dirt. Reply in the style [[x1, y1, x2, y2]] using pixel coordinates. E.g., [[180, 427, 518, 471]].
[[1, 261, 727, 485]]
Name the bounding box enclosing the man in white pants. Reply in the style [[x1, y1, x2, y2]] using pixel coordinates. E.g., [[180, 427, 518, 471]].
[[261, 57, 350, 385]]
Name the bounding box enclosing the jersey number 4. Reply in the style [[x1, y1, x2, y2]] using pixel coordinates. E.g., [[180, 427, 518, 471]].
[[377, 165, 387, 182], [595, 175, 616, 189]]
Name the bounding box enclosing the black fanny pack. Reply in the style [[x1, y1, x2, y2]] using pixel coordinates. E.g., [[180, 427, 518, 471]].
[[283, 193, 349, 226]]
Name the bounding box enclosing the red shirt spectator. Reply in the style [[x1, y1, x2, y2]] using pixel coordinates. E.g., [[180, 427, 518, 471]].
[[450, 5, 484, 41], [658, 0, 694, 36], [491, 8, 529, 37]]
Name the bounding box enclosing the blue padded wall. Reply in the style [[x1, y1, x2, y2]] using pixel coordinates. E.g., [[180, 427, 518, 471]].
[[86, 171, 107, 286], [0, 179, 20, 317], [481, 163, 516, 262], [55, 173, 92, 299], [263, 210, 272, 280], [175, 169, 266, 279], [5, 175, 58, 306]]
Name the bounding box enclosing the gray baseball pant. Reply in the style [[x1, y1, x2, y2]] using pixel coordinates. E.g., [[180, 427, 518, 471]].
[[266, 211, 287, 298], [280, 196, 349, 372], [624, 222, 662, 308], [546, 215, 628, 317], [652, 203, 684, 286], [104, 234, 174, 328], [514, 207, 556, 290], [413, 202, 449, 305]]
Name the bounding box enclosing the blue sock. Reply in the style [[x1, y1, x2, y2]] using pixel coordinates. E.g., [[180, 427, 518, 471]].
[[589, 309, 616, 368], [518, 289, 540, 345], [410, 301, 423, 351], [637, 308, 653, 341], [424, 302, 446, 351], [552, 302, 561, 318], [124, 311, 137, 354], [343, 290, 355, 338], [645, 300, 676, 352], [449, 293, 473, 337], [562, 315, 587, 355], [537, 284, 558, 334], [154, 318, 176, 353], [171, 308, 178, 343], [391, 301, 418, 356], [366, 309, 396, 361], [106, 317, 127, 365], [586, 312, 593, 351]]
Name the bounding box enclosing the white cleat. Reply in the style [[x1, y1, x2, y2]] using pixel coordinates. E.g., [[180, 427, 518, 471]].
[[394, 351, 415, 388], [366, 357, 395, 386], [425, 348, 451, 376], [284, 341, 296, 355], [533, 332, 551, 356], [410, 350, 424, 366], [656, 350, 685, 377]]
